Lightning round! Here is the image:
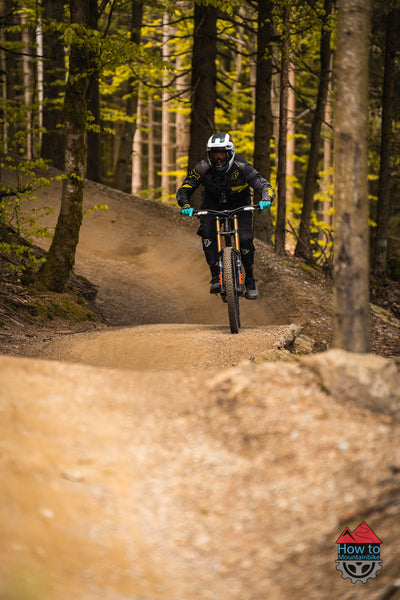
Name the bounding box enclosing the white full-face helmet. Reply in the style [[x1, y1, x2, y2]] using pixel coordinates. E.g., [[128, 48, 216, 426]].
[[206, 133, 235, 171]]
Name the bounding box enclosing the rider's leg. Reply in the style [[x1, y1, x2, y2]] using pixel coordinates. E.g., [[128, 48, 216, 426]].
[[240, 239, 255, 275], [238, 213, 258, 300], [197, 216, 220, 293], [208, 263, 220, 294], [241, 241, 258, 299]]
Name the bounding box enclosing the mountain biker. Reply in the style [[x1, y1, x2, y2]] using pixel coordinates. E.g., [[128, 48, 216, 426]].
[[176, 132, 274, 299]]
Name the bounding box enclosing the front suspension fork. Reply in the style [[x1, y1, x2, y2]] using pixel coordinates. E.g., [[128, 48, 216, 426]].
[[216, 216, 240, 251], [216, 216, 243, 294]]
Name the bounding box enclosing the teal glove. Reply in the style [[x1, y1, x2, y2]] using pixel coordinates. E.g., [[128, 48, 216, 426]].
[[259, 200, 271, 210], [181, 204, 194, 217]]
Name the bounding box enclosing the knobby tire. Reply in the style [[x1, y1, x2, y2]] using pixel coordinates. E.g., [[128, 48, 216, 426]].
[[223, 246, 240, 334]]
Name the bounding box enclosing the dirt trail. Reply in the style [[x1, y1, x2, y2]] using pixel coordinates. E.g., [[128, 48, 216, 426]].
[[1, 176, 399, 600], [73, 185, 278, 332], [26, 177, 332, 368], [29, 324, 297, 371]]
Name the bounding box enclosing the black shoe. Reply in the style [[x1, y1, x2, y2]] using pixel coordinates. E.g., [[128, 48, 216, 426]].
[[210, 276, 220, 294], [245, 277, 258, 300]]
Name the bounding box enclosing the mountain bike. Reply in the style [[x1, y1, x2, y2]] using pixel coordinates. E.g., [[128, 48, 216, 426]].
[[193, 204, 261, 334]]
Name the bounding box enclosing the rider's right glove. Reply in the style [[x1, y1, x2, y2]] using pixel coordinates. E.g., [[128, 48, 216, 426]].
[[259, 200, 271, 210], [181, 204, 194, 217]]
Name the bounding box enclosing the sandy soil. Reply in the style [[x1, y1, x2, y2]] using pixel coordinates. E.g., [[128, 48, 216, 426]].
[[0, 175, 399, 600]]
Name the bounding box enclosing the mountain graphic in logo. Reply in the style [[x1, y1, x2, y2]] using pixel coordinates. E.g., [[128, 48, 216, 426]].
[[336, 521, 382, 545]]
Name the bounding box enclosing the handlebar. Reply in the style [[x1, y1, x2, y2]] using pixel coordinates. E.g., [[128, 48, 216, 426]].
[[193, 204, 261, 218]]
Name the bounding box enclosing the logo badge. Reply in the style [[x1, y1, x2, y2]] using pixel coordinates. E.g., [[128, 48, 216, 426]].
[[336, 521, 382, 583]]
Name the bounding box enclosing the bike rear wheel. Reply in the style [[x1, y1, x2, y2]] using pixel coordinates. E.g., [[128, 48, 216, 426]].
[[223, 246, 241, 333]]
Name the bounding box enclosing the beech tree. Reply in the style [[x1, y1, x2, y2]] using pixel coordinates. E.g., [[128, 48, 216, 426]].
[[275, 3, 290, 255], [86, 0, 101, 183], [39, 0, 91, 292], [253, 0, 274, 244], [187, 2, 217, 207], [294, 0, 333, 260], [333, 0, 371, 352], [41, 0, 65, 170], [113, 0, 143, 191], [3, 0, 19, 147]]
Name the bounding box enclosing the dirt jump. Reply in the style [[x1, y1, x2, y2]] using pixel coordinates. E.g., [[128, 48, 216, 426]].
[[0, 175, 399, 600]]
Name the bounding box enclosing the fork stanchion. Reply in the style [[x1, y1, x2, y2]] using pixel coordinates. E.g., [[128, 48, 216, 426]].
[[216, 218, 222, 253]]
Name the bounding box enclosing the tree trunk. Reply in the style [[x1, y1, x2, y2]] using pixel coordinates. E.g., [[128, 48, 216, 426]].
[[175, 52, 190, 189], [231, 7, 245, 130], [275, 5, 290, 255], [253, 0, 274, 243], [373, 4, 398, 277], [286, 62, 296, 204], [86, 76, 102, 182], [39, 0, 90, 292], [161, 12, 173, 199], [131, 95, 142, 194], [295, 0, 333, 260], [86, 0, 101, 183], [113, 0, 143, 191], [4, 0, 19, 148], [333, 0, 371, 352], [21, 14, 34, 159], [187, 3, 217, 208], [320, 54, 333, 228], [41, 0, 65, 170], [147, 97, 155, 192]]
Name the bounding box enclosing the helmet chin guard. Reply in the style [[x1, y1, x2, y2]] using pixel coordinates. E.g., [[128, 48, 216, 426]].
[[207, 133, 235, 171]]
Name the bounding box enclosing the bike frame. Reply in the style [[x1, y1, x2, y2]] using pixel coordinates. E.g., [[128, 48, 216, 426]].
[[194, 205, 260, 332], [195, 205, 258, 253]]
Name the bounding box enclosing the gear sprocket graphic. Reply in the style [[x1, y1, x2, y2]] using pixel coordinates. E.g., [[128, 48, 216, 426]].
[[336, 560, 382, 584]]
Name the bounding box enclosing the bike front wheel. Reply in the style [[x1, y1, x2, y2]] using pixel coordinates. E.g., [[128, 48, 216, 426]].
[[223, 246, 241, 334]]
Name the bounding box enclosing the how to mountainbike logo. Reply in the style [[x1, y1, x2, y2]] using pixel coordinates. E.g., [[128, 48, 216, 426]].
[[336, 521, 382, 584]]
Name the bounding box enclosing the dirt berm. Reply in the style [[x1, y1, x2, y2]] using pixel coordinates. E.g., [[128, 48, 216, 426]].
[[0, 176, 399, 599]]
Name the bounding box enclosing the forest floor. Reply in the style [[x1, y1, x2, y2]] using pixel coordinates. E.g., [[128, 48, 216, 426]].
[[0, 174, 399, 600]]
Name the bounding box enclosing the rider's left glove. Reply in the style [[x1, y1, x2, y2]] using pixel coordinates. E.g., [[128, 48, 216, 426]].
[[259, 200, 271, 210], [181, 204, 194, 217]]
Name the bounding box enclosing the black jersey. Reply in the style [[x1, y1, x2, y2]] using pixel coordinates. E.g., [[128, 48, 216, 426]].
[[176, 154, 272, 208]]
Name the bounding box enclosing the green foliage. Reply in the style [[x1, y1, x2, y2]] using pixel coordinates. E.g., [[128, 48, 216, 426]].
[[84, 204, 109, 217], [0, 106, 59, 276], [1, 0, 398, 264]]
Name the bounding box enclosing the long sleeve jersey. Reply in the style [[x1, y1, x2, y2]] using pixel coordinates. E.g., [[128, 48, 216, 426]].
[[176, 154, 273, 208]]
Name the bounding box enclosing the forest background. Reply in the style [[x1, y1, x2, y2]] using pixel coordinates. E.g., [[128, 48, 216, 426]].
[[0, 0, 399, 350]]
